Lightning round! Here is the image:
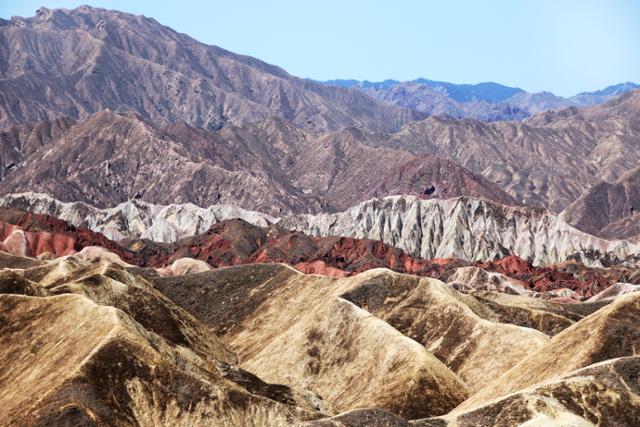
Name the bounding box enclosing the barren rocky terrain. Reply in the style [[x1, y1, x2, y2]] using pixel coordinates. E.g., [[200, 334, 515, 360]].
[[378, 90, 640, 211], [2, 7, 640, 216], [2, 250, 638, 425], [282, 195, 640, 267], [561, 165, 640, 241], [1, 203, 639, 301], [1, 5, 639, 426], [2, 90, 640, 214], [0, 113, 516, 214], [0, 7, 422, 133]]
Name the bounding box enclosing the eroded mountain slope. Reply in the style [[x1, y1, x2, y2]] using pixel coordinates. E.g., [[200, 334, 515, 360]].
[[0, 6, 423, 133], [561, 165, 640, 241], [381, 90, 640, 211], [457, 290, 640, 412], [0, 111, 516, 213], [152, 264, 469, 419], [2, 249, 640, 425]]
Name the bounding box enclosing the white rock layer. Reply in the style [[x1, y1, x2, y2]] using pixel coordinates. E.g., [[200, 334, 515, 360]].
[[2, 193, 639, 267], [280, 196, 640, 267], [0, 192, 277, 241]]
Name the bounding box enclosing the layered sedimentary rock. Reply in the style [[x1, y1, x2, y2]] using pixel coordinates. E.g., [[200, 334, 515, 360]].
[[282, 195, 640, 267], [6, 193, 640, 269], [0, 207, 132, 258], [2, 204, 639, 299]]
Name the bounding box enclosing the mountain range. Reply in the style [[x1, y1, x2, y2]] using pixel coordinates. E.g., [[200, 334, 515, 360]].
[[2, 89, 639, 217], [1, 5, 640, 426], [324, 78, 639, 121], [0, 111, 516, 214], [0, 200, 640, 302], [0, 6, 422, 133], [2, 6, 640, 222], [3, 192, 639, 269]]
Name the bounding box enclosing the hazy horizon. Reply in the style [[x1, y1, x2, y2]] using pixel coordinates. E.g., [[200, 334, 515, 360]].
[[2, 0, 639, 96]]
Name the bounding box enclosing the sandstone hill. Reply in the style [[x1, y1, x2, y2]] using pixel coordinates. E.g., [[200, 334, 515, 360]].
[[2, 246, 640, 425], [150, 263, 640, 425], [0, 257, 326, 426], [456, 290, 640, 413]]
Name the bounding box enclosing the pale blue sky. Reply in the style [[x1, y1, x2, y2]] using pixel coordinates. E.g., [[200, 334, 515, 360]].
[[2, 0, 638, 96]]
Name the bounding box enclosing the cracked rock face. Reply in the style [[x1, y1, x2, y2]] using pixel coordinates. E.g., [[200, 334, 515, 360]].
[[281, 195, 640, 267]]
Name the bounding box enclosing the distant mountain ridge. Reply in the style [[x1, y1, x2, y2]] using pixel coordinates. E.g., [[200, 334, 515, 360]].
[[322, 78, 639, 121], [323, 78, 525, 103], [0, 6, 423, 132]]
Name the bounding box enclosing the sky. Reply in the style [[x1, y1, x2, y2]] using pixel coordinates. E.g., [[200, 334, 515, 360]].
[[1, 0, 638, 96]]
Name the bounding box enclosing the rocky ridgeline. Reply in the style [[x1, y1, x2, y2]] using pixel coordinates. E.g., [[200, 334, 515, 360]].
[[0, 192, 276, 242], [2, 193, 639, 268], [281, 195, 640, 267]]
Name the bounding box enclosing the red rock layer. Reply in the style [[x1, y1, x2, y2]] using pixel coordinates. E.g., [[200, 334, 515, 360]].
[[0, 209, 134, 260], [1, 208, 638, 299], [0, 222, 76, 257]]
